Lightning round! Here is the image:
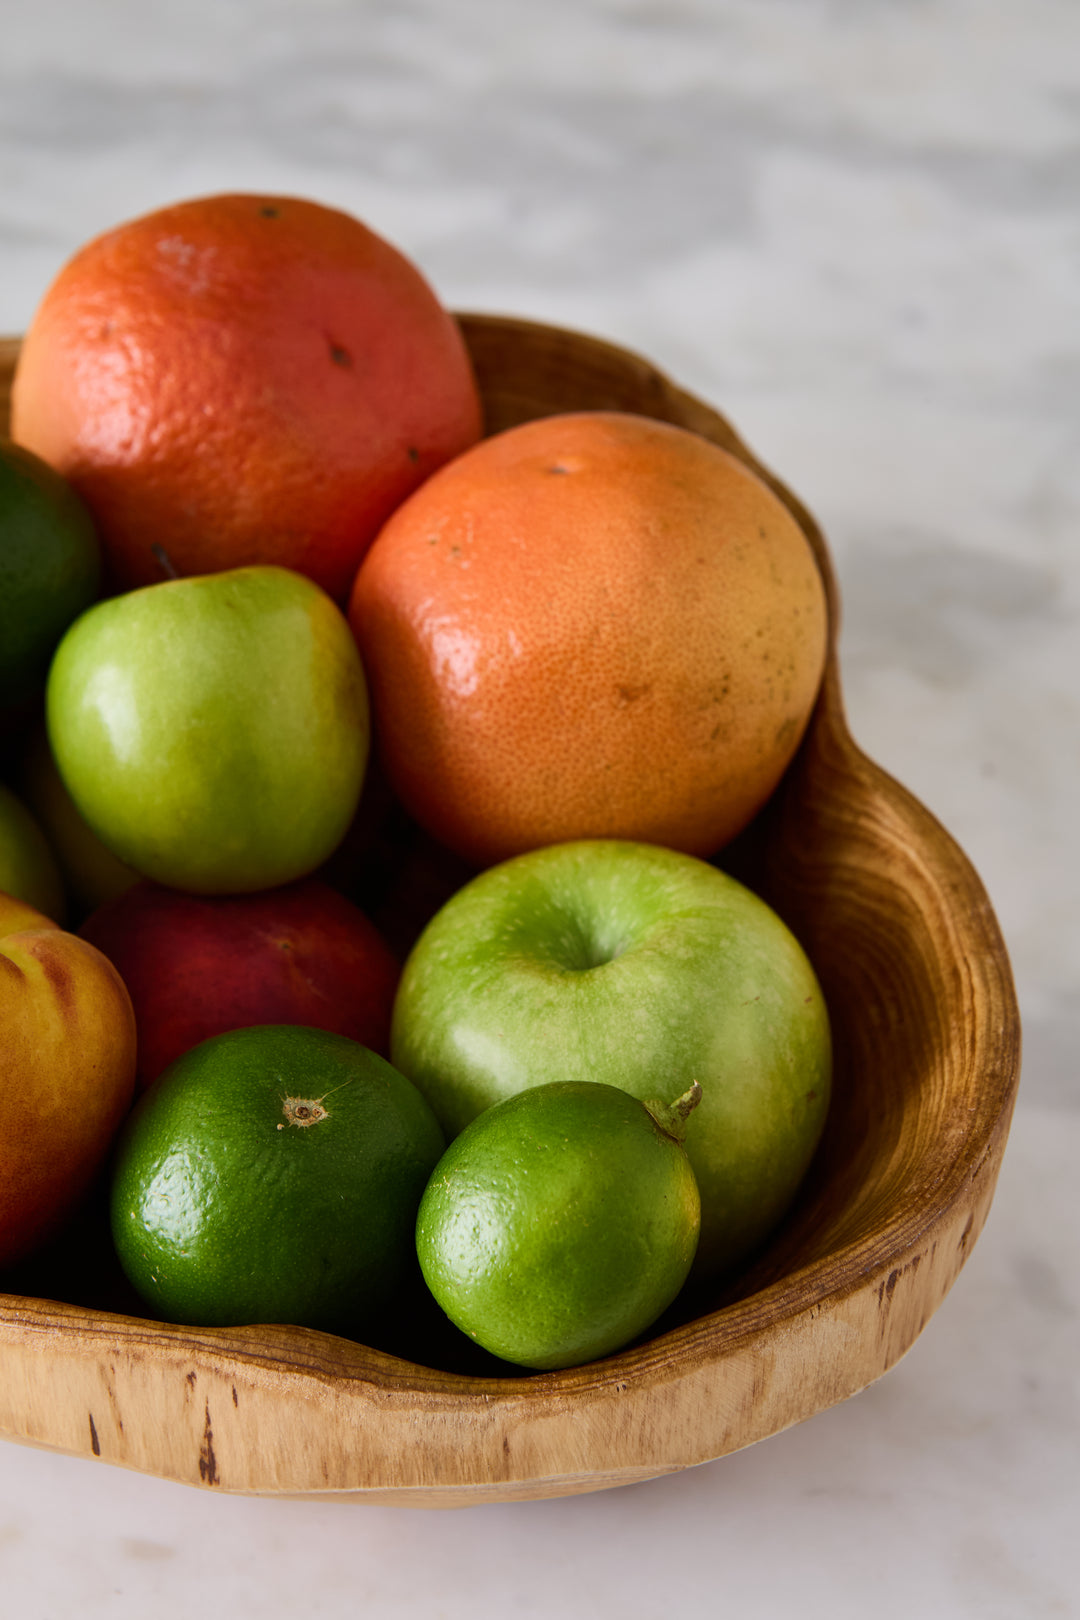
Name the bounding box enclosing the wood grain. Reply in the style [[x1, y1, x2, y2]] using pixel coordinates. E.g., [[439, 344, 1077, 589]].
[[0, 319, 1021, 1503], [0, 336, 17, 438]]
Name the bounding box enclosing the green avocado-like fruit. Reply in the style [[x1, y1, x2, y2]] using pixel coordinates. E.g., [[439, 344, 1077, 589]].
[[416, 1079, 702, 1370], [110, 1025, 445, 1333]]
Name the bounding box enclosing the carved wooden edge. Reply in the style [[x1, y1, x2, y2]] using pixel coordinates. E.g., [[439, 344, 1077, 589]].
[[0, 1140, 1007, 1500], [0, 335, 17, 436]]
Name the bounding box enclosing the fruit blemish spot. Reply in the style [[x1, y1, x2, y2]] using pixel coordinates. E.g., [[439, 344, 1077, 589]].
[[281, 1096, 329, 1128]]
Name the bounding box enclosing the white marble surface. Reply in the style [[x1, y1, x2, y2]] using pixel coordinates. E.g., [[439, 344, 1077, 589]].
[[2, 2, 1078, 1615]]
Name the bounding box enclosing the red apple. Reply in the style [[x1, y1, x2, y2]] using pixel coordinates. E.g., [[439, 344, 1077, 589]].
[[0, 891, 136, 1268], [80, 877, 401, 1092]]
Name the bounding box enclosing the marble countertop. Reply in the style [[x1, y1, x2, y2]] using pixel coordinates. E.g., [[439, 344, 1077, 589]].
[[2, 3, 1077, 1615]]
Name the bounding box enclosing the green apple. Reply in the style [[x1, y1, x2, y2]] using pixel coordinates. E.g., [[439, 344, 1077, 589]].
[[391, 839, 831, 1282], [46, 566, 369, 895], [0, 781, 66, 922]]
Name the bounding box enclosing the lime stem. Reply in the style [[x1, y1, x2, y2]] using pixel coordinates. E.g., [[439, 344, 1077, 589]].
[[643, 1080, 702, 1144], [317, 1077, 358, 1102]]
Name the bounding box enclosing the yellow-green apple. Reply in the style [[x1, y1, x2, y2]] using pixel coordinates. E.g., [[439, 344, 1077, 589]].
[[19, 725, 138, 916], [390, 839, 832, 1282], [45, 565, 369, 894], [0, 439, 100, 717], [0, 782, 66, 923], [81, 877, 401, 1092], [0, 892, 136, 1268]]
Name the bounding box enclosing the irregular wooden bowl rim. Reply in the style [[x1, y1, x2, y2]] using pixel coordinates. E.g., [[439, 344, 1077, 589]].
[[0, 319, 1021, 1505]]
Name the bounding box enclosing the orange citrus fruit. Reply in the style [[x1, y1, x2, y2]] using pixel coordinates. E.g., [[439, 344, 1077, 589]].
[[11, 193, 483, 603], [349, 410, 828, 867]]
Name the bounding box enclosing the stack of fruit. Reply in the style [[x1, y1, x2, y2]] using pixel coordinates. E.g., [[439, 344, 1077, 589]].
[[0, 194, 832, 1372]]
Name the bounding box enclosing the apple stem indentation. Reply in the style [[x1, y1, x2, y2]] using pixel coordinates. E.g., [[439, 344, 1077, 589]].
[[642, 1080, 702, 1144]]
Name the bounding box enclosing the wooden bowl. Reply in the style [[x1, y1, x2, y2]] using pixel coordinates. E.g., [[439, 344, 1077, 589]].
[[0, 318, 1020, 1505]]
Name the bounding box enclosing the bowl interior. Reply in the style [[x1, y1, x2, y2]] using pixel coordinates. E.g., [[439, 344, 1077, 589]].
[[0, 320, 1021, 1491]]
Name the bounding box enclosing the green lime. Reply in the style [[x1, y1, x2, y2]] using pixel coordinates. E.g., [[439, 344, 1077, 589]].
[[416, 1080, 702, 1371], [110, 1025, 445, 1333], [0, 440, 101, 712], [0, 780, 65, 921]]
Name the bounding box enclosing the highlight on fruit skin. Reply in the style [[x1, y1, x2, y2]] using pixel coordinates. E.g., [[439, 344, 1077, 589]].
[[350, 409, 829, 869], [415, 1080, 702, 1371]]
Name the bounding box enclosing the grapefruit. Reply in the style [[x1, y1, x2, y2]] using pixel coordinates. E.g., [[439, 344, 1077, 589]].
[[349, 410, 828, 867], [11, 193, 483, 603]]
